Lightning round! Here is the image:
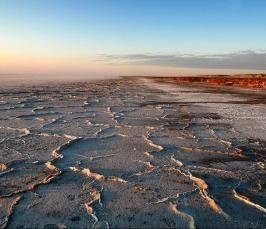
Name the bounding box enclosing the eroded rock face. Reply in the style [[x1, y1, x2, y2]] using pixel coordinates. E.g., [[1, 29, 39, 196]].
[[151, 74, 266, 88], [0, 77, 265, 228]]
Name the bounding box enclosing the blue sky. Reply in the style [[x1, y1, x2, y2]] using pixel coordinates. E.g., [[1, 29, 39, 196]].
[[0, 0, 266, 76]]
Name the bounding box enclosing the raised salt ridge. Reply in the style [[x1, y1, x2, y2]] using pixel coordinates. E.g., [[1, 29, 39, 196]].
[[0, 77, 265, 228]]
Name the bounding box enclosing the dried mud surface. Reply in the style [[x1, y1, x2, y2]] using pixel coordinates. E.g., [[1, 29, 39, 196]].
[[0, 78, 265, 228]]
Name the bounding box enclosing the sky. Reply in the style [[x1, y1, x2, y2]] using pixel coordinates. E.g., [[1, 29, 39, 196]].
[[1, 0, 266, 79]]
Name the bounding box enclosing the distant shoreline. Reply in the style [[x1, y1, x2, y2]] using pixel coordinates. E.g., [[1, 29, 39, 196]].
[[1, 74, 266, 88], [137, 74, 266, 89]]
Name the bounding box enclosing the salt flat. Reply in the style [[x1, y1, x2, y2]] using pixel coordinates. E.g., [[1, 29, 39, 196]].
[[0, 77, 265, 228]]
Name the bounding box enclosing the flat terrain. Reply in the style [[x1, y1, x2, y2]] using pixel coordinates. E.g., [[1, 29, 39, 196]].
[[0, 77, 265, 228]]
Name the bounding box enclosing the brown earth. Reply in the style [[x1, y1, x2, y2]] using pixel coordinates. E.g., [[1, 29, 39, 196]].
[[148, 74, 266, 88]]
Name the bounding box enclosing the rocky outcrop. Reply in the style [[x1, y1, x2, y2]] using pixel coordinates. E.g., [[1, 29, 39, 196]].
[[151, 74, 266, 88]]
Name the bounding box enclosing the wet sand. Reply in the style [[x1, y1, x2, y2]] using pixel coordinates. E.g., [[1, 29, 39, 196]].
[[0, 77, 265, 228]]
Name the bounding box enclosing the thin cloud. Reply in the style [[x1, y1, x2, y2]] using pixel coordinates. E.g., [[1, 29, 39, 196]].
[[98, 50, 266, 70]]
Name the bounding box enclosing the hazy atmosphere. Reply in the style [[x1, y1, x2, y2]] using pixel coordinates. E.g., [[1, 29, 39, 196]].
[[0, 1, 265, 228], [1, 0, 266, 81]]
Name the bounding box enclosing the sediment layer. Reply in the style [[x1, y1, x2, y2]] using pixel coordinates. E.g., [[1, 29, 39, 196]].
[[148, 74, 266, 88]]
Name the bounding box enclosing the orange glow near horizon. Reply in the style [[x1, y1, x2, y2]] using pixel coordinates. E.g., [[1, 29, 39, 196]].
[[1, 52, 265, 78]]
